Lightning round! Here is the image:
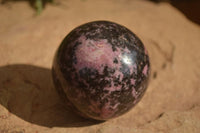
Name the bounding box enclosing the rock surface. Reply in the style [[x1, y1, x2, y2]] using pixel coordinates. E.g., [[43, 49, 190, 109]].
[[52, 21, 150, 120], [0, 0, 200, 133]]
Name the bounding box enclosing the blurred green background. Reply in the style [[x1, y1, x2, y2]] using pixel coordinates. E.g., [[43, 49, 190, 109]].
[[1, 0, 200, 24]]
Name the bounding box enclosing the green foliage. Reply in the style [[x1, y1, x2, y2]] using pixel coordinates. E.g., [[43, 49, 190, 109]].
[[35, 0, 43, 15], [1, 0, 54, 15], [35, 0, 54, 15]]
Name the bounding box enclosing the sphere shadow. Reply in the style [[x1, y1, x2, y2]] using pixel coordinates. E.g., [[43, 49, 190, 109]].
[[0, 64, 102, 127]]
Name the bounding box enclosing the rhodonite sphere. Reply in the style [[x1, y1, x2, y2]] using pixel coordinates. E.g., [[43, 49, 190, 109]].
[[52, 21, 150, 120]]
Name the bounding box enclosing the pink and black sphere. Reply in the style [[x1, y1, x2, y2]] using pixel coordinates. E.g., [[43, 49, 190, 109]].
[[52, 21, 150, 120]]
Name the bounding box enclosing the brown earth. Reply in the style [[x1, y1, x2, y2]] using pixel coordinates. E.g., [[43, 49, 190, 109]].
[[0, 0, 200, 133]]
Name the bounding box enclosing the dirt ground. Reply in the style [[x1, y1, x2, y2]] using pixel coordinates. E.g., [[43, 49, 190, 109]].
[[0, 0, 200, 133]]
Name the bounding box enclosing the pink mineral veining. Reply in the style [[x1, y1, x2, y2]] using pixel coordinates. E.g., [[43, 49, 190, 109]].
[[52, 21, 150, 120]]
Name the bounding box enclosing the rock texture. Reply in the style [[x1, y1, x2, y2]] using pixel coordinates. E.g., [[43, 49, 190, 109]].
[[52, 21, 150, 120], [0, 0, 200, 133]]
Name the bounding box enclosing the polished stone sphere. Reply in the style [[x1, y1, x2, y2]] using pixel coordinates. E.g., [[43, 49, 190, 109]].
[[52, 21, 150, 120]]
